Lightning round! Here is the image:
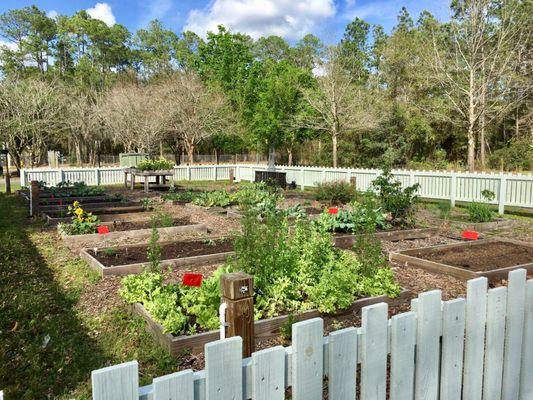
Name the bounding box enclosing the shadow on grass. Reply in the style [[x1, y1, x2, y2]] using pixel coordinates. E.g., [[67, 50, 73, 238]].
[[0, 194, 105, 399]]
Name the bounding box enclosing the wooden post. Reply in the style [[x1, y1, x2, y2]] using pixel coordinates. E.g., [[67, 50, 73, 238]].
[[350, 176, 357, 188], [220, 272, 254, 357], [30, 180, 40, 218], [229, 168, 235, 184]]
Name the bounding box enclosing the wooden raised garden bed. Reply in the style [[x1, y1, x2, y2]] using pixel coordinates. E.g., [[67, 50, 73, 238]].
[[42, 205, 147, 225], [450, 218, 516, 232], [334, 227, 439, 249], [186, 203, 228, 216], [80, 238, 234, 276], [390, 238, 533, 281], [61, 220, 208, 250], [130, 288, 411, 356], [39, 199, 130, 213]]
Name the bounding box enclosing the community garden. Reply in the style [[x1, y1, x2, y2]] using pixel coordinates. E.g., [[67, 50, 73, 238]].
[[1, 167, 532, 399]]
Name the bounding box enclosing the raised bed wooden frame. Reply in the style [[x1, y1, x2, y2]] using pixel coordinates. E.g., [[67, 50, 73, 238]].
[[333, 227, 438, 248], [130, 288, 411, 356], [42, 205, 147, 225], [80, 238, 233, 276], [449, 217, 516, 232], [389, 237, 533, 281], [61, 222, 208, 250]]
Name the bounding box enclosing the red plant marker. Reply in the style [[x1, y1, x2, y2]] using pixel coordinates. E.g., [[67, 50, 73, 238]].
[[97, 225, 110, 235], [462, 230, 479, 241], [182, 273, 203, 287], [328, 207, 339, 215]]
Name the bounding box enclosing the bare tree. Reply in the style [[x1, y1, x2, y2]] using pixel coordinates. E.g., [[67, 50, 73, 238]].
[[295, 47, 379, 168], [155, 72, 232, 165], [0, 78, 66, 171], [99, 83, 163, 153], [429, 0, 530, 171]]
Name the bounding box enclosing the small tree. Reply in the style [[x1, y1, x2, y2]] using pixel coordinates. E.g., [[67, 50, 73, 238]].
[[99, 83, 163, 153], [0, 78, 66, 171], [156, 72, 233, 164]]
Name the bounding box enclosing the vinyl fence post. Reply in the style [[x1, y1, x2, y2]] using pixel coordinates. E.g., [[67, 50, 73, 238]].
[[300, 167, 305, 190], [213, 165, 217, 181], [95, 168, 100, 186], [498, 175, 507, 215], [450, 172, 457, 207], [220, 272, 255, 358]]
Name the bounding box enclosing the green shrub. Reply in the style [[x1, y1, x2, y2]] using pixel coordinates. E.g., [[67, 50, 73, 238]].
[[314, 181, 356, 205], [488, 137, 533, 171], [147, 228, 162, 273], [467, 202, 493, 222], [371, 169, 420, 226], [150, 211, 174, 228]]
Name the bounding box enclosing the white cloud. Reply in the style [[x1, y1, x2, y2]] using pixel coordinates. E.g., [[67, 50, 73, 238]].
[[140, 0, 174, 26], [47, 10, 59, 19], [87, 3, 116, 26], [0, 39, 17, 51], [185, 0, 336, 40]]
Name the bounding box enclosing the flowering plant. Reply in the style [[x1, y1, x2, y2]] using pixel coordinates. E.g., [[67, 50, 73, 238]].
[[58, 201, 101, 235]]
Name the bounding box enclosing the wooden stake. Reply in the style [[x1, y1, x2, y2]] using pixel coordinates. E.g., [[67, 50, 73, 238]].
[[350, 176, 357, 187], [30, 180, 40, 218], [229, 168, 235, 184], [220, 272, 254, 357]]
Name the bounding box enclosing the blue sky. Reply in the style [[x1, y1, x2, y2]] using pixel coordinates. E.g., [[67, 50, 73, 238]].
[[0, 1, 451, 43]]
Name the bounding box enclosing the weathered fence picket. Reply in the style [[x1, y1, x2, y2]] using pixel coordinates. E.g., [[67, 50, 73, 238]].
[[83, 270, 533, 400], [21, 164, 533, 212]]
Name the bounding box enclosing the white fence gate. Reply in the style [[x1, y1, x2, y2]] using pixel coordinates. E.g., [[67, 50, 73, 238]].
[[20, 164, 533, 213], [90, 269, 532, 400]]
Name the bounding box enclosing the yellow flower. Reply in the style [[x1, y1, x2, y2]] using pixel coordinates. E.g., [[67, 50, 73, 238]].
[[73, 201, 80, 207], [75, 208, 84, 216]]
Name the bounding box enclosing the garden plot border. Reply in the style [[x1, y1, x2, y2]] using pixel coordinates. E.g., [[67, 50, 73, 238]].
[[333, 227, 439, 248], [42, 205, 147, 225], [40, 200, 131, 213], [186, 203, 228, 216], [62, 222, 207, 250], [389, 237, 533, 281], [449, 218, 516, 232], [129, 288, 411, 356], [80, 238, 233, 277]]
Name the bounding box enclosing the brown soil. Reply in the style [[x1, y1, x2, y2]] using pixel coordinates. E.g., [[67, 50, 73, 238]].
[[406, 240, 533, 271], [90, 238, 234, 267], [103, 217, 191, 232]]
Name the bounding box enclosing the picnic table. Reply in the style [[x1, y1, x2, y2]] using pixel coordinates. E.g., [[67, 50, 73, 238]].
[[124, 168, 174, 193]]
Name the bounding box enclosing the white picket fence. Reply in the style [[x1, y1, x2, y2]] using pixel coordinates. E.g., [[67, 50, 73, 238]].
[[89, 269, 533, 400], [20, 164, 533, 213]]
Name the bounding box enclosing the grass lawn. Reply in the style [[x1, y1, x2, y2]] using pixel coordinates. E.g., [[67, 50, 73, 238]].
[[0, 194, 180, 399]]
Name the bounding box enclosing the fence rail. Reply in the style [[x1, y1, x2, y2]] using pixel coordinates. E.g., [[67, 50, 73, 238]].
[[20, 164, 533, 213], [90, 269, 532, 400]]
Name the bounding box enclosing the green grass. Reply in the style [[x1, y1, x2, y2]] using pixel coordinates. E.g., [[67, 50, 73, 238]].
[[0, 194, 180, 399]]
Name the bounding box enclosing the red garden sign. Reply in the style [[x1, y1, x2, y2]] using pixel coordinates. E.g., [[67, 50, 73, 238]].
[[328, 207, 339, 215], [462, 230, 479, 240], [182, 273, 203, 287], [97, 225, 110, 235]]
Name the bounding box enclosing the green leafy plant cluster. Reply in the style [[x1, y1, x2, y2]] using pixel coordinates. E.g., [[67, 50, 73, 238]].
[[191, 183, 281, 212], [162, 190, 198, 203], [314, 200, 389, 234], [228, 211, 400, 318], [371, 169, 420, 226], [314, 181, 356, 205], [437, 201, 452, 220], [119, 267, 231, 335], [119, 210, 400, 335], [467, 190, 495, 222], [136, 157, 174, 171], [57, 201, 101, 235], [44, 181, 105, 197]]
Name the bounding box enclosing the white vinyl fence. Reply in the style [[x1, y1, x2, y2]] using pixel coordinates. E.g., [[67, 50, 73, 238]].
[[20, 164, 533, 213], [90, 269, 532, 400]]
